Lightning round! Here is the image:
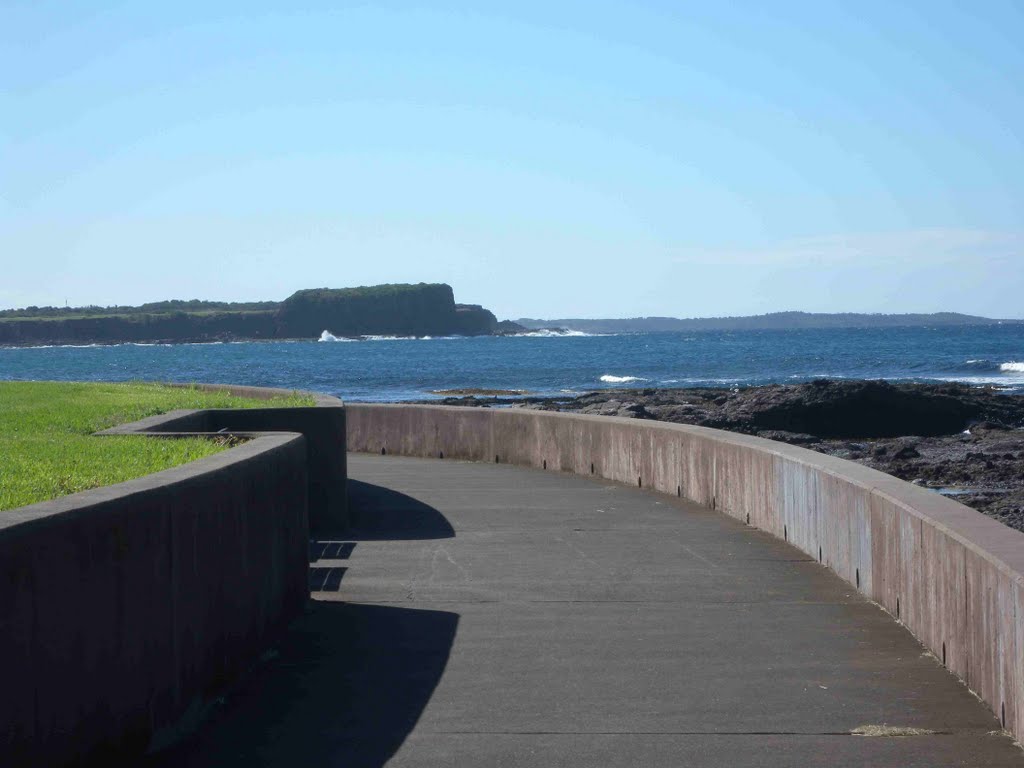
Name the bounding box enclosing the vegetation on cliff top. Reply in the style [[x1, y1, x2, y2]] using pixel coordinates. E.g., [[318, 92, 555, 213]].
[[0, 299, 279, 320], [284, 283, 452, 304], [0, 382, 313, 511], [0, 283, 455, 321]]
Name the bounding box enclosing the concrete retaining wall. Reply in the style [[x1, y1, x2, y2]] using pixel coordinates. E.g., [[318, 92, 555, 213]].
[[0, 434, 309, 766], [347, 404, 1024, 740], [159, 383, 347, 532], [106, 406, 349, 533], [0, 384, 348, 765]]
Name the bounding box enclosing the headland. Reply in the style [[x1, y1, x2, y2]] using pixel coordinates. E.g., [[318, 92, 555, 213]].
[[0, 283, 500, 346]]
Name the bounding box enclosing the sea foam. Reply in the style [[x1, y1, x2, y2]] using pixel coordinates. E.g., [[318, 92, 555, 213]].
[[1001, 361, 1024, 373], [600, 374, 647, 383], [514, 329, 596, 338]]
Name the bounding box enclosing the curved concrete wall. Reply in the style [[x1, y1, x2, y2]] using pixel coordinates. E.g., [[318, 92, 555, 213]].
[[155, 384, 348, 531], [0, 434, 309, 766], [347, 404, 1024, 740], [105, 405, 348, 533], [0, 384, 348, 765]]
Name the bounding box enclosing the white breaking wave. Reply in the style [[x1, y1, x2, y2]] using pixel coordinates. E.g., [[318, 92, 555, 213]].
[[1001, 361, 1024, 372], [319, 331, 466, 342], [14, 343, 102, 349], [600, 374, 648, 383], [514, 329, 598, 338]]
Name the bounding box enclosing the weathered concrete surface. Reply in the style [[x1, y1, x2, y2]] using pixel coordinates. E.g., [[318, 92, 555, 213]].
[[151, 455, 1023, 767], [0, 434, 309, 767], [346, 404, 1024, 742]]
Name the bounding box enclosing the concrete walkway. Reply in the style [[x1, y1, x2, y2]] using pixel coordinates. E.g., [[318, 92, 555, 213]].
[[152, 454, 1024, 767]]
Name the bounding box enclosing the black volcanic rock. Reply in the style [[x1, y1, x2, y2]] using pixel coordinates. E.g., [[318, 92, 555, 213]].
[[746, 380, 979, 438], [511, 380, 1022, 438], [494, 319, 528, 334]]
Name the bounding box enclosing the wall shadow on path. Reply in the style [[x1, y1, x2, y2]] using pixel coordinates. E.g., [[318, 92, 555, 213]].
[[147, 603, 459, 767], [345, 479, 456, 540], [147, 482, 458, 767]]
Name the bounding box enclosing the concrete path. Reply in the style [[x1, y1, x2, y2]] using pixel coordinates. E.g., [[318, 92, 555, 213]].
[[151, 454, 1024, 767]]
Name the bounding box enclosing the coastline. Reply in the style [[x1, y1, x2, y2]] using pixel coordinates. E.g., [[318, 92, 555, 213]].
[[416, 379, 1024, 532]]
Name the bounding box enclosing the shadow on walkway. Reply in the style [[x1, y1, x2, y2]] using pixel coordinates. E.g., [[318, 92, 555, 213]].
[[346, 479, 455, 540], [307, 481, 455, 593], [149, 603, 459, 767], [148, 482, 459, 767]]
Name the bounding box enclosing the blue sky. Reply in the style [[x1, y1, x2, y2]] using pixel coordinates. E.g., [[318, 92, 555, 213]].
[[2, 1, 1022, 319]]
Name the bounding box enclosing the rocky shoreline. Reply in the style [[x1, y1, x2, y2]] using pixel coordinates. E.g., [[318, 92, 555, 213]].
[[418, 380, 1024, 532]]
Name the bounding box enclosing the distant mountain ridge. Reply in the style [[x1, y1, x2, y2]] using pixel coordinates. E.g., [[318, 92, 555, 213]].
[[516, 311, 1021, 334]]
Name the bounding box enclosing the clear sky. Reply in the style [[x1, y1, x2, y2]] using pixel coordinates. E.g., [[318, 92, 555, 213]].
[[2, 1, 1022, 319]]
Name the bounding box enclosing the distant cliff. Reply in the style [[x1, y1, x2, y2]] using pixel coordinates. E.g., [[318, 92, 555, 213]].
[[516, 311, 1021, 334], [275, 284, 496, 338], [0, 283, 497, 346]]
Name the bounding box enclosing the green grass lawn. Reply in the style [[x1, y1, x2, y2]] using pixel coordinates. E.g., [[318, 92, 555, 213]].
[[0, 381, 315, 512]]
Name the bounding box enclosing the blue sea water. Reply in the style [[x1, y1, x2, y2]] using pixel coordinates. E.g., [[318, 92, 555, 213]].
[[1, 326, 1023, 402]]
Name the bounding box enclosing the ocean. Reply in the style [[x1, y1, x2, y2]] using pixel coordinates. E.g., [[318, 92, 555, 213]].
[[1, 325, 1022, 402]]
